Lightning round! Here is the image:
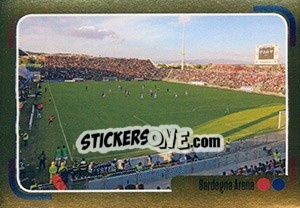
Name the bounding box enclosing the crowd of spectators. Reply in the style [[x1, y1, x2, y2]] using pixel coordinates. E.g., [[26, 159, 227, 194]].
[[69, 157, 164, 180], [29, 55, 169, 81], [70, 158, 127, 179], [18, 75, 33, 111], [36, 144, 285, 190], [58, 151, 286, 187], [19, 76, 31, 103], [169, 64, 286, 94], [223, 158, 285, 176], [66, 151, 201, 181], [26, 55, 285, 94]]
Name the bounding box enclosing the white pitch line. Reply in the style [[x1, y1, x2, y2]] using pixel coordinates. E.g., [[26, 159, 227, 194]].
[[192, 104, 227, 112], [192, 103, 284, 113], [136, 107, 212, 117], [192, 104, 256, 112], [48, 83, 73, 162], [133, 115, 151, 125], [135, 104, 273, 117]]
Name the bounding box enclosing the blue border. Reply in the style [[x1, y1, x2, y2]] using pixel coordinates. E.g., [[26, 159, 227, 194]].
[[253, 5, 296, 46], [10, 7, 294, 200], [9, 159, 52, 200]]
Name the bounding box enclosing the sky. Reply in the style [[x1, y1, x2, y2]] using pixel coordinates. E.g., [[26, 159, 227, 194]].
[[18, 14, 287, 64]]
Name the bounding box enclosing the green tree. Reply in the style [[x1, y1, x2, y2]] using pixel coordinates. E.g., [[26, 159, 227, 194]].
[[194, 64, 202, 69]]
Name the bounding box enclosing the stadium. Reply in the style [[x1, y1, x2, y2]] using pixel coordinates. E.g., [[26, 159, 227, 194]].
[[16, 13, 287, 192], [17, 45, 286, 191]]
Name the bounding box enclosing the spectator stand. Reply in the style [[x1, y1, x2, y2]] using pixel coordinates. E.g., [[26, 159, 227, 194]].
[[38, 131, 285, 190]]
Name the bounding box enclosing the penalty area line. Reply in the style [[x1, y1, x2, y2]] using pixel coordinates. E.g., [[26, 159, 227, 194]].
[[133, 115, 151, 125], [48, 83, 74, 162]]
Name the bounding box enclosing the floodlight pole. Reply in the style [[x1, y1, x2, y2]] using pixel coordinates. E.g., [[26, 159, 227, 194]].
[[181, 22, 185, 70]]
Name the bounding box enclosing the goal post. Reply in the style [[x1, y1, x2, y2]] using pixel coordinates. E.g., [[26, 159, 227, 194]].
[[278, 110, 286, 129]]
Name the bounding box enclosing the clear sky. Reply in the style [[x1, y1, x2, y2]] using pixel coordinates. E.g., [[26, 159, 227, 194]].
[[18, 14, 287, 64]]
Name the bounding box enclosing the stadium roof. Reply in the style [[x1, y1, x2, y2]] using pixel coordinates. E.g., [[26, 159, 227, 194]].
[[19, 49, 29, 56]]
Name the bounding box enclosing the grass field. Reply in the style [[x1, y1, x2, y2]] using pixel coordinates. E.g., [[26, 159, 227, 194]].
[[19, 81, 285, 168]]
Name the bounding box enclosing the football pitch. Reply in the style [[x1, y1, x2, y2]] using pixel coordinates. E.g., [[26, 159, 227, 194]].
[[24, 81, 285, 163]]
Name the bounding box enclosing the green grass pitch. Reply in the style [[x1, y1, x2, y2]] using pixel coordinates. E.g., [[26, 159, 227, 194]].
[[20, 81, 285, 164]]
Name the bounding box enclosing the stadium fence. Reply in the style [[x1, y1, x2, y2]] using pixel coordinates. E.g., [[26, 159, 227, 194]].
[[38, 131, 285, 190], [87, 138, 285, 190]]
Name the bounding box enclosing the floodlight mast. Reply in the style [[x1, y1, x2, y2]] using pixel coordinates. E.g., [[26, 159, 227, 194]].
[[181, 22, 185, 70]]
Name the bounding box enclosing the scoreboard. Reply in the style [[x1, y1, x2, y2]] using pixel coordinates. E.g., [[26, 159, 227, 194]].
[[254, 44, 280, 65]]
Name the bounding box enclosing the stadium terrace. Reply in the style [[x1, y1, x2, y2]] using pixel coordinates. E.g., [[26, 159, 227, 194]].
[[17, 52, 286, 191], [23, 54, 285, 95]]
